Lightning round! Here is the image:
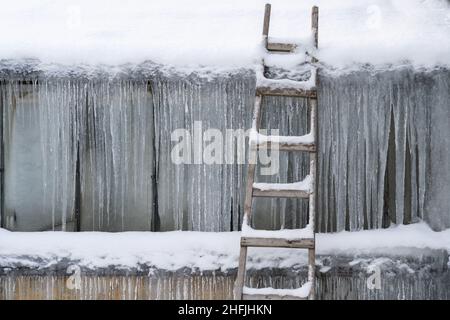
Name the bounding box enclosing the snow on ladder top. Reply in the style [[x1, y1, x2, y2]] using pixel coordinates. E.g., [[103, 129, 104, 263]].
[[265, 35, 315, 56], [268, 35, 314, 48], [263, 51, 309, 68]]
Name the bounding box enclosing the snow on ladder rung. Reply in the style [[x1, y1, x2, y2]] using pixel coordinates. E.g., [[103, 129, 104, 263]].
[[253, 175, 312, 198], [243, 282, 312, 300], [267, 35, 314, 51], [241, 227, 314, 241], [250, 131, 315, 151], [255, 64, 317, 98]]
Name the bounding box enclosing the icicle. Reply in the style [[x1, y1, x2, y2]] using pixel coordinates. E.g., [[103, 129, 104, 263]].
[[318, 68, 450, 232]]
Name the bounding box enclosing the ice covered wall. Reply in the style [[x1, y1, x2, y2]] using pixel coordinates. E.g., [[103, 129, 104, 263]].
[[425, 71, 450, 231], [80, 80, 155, 231], [150, 74, 252, 231], [1, 80, 79, 231], [317, 68, 450, 232], [0, 77, 157, 232], [0, 66, 449, 232]]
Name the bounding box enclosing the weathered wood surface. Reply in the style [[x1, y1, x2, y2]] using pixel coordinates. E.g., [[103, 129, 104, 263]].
[[243, 96, 262, 219], [267, 42, 296, 52], [235, 96, 263, 300], [311, 6, 319, 49], [308, 248, 316, 299], [233, 245, 248, 300], [262, 3, 271, 38], [243, 293, 306, 300], [252, 188, 310, 198], [241, 237, 315, 249], [251, 140, 316, 152], [256, 86, 317, 98]]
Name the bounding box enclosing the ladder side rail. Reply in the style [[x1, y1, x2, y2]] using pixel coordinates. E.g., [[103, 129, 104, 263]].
[[244, 95, 263, 222], [311, 6, 319, 62], [312, 6, 319, 49], [308, 5, 319, 298], [235, 95, 263, 300], [262, 3, 271, 48]]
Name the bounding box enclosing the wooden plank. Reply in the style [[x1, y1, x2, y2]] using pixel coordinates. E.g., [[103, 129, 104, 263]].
[[244, 161, 257, 217], [243, 97, 263, 219], [262, 4, 271, 37], [256, 86, 317, 98], [233, 246, 248, 300], [251, 95, 263, 130], [243, 293, 306, 300], [311, 6, 319, 64], [308, 248, 316, 300], [267, 42, 296, 52], [241, 237, 315, 249], [262, 3, 271, 49], [308, 98, 317, 225], [251, 141, 316, 152], [307, 98, 317, 300], [252, 188, 310, 198], [311, 6, 319, 49]]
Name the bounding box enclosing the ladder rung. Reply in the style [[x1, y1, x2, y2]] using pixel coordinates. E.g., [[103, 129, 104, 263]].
[[241, 237, 314, 248], [256, 86, 317, 98], [243, 282, 312, 300], [253, 188, 310, 198], [250, 132, 316, 152], [253, 176, 311, 198], [243, 293, 306, 300], [255, 62, 317, 97], [241, 224, 314, 244], [252, 141, 316, 152], [266, 42, 296, 52]]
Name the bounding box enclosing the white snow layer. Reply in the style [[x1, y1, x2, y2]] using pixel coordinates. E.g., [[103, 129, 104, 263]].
[[250, 131, 315, 146], [0, 0, 449, 70], [241, 223, 314, 240], [253, 175, 312, 192], [243, 281, 312, 298], [0, 222, 449, 271]]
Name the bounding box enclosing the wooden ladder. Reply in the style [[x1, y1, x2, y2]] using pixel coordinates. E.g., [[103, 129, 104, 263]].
[[234, 4, 319, 300]]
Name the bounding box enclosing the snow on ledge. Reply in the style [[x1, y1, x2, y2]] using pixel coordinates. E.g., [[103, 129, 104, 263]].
[[0, 0, 448, 71], [0, 222, 449, 272]]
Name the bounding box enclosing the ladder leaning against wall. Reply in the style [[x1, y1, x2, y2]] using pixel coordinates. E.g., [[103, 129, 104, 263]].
[[234, 4, 319, 300]]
